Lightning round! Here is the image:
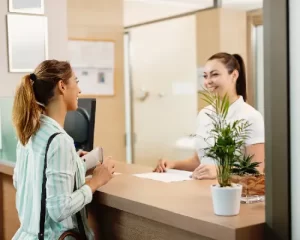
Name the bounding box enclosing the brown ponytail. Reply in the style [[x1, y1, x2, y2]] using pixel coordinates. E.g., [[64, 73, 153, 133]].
[[208, 52, 247, 101], [232, 54, 247, 101], [12, 74, 41, 145], [12, 60, 72, 146]]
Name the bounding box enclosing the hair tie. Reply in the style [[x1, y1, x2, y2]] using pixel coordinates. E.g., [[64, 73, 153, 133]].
[[30, 73, 37, 82], [36, 101, 45, 108]]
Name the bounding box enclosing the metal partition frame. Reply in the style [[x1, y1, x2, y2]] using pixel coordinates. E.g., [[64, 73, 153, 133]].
[[264, 0, 291, 239]]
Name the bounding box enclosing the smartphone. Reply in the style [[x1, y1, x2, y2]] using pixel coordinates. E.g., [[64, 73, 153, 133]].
[[83, 147, 103, 170]]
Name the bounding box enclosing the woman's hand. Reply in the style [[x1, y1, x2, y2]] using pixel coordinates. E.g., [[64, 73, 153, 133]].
[[191, 164, 217, 180], [77, 149, 88, 158], [153, 158, 175, 173], [103, 156, 115, 173], [87, 158, 115, 192]]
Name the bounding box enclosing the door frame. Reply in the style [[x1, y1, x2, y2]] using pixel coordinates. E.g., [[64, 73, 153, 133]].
[[247, 9, 263, 107], [124, 32, 134, 164]]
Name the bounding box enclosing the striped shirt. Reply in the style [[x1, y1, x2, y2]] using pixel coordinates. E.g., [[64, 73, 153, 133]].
[[13, 115, 94, 239]]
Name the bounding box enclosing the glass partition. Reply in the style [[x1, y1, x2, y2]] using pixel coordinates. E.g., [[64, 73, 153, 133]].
[[255, 25, 264, 116], [0, 97, 17, 163], [289, 0, 300, 239]]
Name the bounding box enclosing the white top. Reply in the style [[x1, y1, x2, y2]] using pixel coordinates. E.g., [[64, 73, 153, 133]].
[[194, 96, 265, 165]]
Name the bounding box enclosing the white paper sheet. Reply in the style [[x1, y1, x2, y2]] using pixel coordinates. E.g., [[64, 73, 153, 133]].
[[73, 67, 114, 95], [133, 169, 193, 183], [68, 40, 114, 69]]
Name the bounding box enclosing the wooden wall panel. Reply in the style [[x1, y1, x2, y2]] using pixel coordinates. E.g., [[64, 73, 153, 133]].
[[67, 0, 126, 163], [0, 174, 19, 240], [196, 9, 220, 67], [196, 9, 247, 112]]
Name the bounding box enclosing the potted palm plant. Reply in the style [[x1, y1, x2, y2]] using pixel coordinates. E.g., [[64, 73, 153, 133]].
[[200, 90, 251, 216], [231, 155, 265, 204]]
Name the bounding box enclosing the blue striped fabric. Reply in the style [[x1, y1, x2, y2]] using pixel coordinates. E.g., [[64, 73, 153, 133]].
[[13, 115, 94, 239]]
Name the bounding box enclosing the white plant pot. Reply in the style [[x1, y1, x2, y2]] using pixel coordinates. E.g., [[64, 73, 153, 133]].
[[211, 183, 242, 216]]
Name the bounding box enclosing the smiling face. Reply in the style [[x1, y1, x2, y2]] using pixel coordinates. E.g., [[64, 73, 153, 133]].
[[203, 59, 239, 98], [58, 71, 81, 111]]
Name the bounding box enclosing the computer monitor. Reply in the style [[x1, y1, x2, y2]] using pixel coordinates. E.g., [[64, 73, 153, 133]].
[[64, 98, 96, 151]]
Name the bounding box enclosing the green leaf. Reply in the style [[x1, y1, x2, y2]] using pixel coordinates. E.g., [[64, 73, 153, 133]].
[[196, 89, 258, 185]]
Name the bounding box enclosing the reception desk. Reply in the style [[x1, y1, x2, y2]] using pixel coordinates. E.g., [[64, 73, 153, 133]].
[[88, 162, 265, 240], [0, 161, 265, 240]]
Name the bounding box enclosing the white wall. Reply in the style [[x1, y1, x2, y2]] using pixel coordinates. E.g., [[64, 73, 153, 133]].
[[289, 0, 300, 239], [0, 0, 68, 97]]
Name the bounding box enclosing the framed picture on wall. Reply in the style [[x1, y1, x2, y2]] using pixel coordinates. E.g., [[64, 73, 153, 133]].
[[68, 39, 116, 96], [7, 14, 48, 72], [9, 0, 44, 14]]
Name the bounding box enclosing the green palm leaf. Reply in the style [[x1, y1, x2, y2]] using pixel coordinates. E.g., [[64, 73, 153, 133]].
[[196, 89, 259, 186]]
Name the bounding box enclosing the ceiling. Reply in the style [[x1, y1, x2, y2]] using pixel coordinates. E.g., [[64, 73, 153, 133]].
[[124, 0, 263, 26]]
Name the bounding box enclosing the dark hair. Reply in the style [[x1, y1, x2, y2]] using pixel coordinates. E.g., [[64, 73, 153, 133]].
[[12, 60, 72, 145], [208, 52, 247, 101]]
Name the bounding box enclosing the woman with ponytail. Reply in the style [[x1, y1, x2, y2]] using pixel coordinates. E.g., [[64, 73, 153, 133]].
[[154, 53, 265, 180], [12, 60, 115, 239]]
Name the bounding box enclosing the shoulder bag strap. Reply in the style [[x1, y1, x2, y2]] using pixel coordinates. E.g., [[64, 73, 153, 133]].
[[74, 176, 87, 240], [38, 132, 88, 240], [38, 132, 61, 240]]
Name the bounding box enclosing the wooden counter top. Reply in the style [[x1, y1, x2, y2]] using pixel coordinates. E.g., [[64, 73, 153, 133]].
[[94, 162, 265, 240], [0, 160, 14, 176], [0, 160, 265, 239]]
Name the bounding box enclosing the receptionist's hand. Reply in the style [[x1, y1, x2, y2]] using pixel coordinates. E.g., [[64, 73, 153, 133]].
[[191, 164, 217, 180], [153, 159, 175, 173]]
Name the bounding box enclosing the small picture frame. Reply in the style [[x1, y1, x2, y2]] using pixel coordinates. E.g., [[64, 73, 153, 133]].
[[98, 72, 105, 83], [7, 14, 48, 72], [9, 0, 44, 15]]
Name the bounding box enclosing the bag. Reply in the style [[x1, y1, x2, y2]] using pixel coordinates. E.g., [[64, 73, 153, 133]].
[[38, 133, 87, 240], [57, 230, 83, 240]]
